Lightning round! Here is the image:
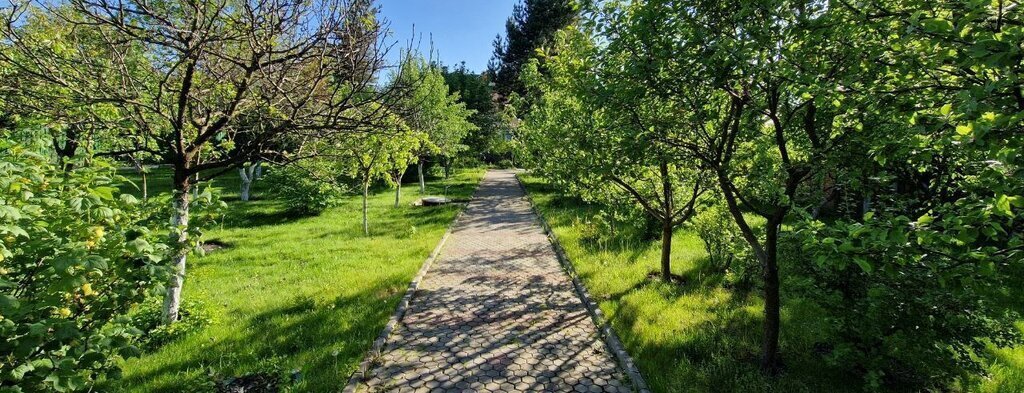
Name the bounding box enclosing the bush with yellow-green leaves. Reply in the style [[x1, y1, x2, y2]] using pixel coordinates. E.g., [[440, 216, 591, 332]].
[[0, 142, 173, 392]]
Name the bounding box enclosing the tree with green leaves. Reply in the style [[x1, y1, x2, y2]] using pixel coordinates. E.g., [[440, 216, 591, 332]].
[[789, 0, 1024, 387], [528, 0, 1023, 386], [0, 6, 145, 170], [443, 63, 514, 164], [605, 0, 909, 373], [520, 23, 706, 283], [391, 54, 477, 193], [385, 131, 427, 207], [339, 108, 419, 235], [1, 0, 401, 324]]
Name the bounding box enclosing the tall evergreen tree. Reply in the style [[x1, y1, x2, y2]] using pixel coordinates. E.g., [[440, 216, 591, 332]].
[[488, 0, 577, 98]]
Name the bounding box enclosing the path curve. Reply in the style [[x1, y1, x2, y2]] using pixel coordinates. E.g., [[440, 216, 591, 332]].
[[353, 170, 633, 392]]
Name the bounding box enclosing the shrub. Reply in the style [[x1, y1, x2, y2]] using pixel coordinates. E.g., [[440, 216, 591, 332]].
[[795, 209, 1023, 390], [0, 143, 172, 392], [692, 203, 757, 288], [496, 159, 515, 169], [263, 163, 345, 215], [577, 200, 660, 251], [692, 204, 739, 271], [131, 299, 214, 351], [576, 212, 612, 248]]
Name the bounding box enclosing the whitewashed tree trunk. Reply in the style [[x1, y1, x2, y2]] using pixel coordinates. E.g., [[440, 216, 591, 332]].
[[418, 160, 425, 194], [253, 160, 263, 179], [163, 188, 190, 324], [239, 164, 257, 201], [362, 179, 370, 236]]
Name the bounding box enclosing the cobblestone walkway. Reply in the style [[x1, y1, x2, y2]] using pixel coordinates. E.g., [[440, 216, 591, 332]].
[[355, 170, 632, 393]]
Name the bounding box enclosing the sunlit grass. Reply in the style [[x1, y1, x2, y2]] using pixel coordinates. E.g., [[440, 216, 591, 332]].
[[107, 168, 484, 392]]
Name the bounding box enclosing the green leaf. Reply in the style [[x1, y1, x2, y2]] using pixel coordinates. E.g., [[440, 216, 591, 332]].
[[126, 238, 152, 254], [30, 358, 53, 371], [994, 194, 1014, 216], [29, 323, 48, 336], [922, 18, 953, 33], [854, 258, 874, 273], [940, 103, 952, 116], [10, 363, 34, 381], [0, 294, 20, 311], [916, 213, 934, 226], [955, 123, 973, 136], [79, 351, 106, 366], [0, 205, 22, 220], [90, 186, 117, 201]]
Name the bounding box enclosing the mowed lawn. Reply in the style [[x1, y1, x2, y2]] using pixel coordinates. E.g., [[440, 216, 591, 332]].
[[107, 167, 484, 392], [518, 174, 1024, 393]]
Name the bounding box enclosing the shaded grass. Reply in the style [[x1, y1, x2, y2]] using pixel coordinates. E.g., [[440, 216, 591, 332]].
[[973, 262, 1024, 393], [520, 173, 1024, 392], [107, 168, 484, 392]]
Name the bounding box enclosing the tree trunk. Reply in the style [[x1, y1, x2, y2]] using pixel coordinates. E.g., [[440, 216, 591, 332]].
[[761, 220, 782, 374], [193, 151, 201, 198], [418, 160, 426, 194], [53, 126, 80, 171], [133, 161, 148, 202], [394, 179, 401, 208], [362, 179, 370, 236], [659, 160, 674, 282], [239, 164, 255, 202], [163, 182, 191, 324], [715, 170, 781, 373], [253, 160, 262, 179], [660, 219, 673, 282]]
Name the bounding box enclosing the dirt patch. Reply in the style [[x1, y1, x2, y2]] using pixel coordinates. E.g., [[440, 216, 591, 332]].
[[646, 271, 687, 286], [201, 239, 230, 253]]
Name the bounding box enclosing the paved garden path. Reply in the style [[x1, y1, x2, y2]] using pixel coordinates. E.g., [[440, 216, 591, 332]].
[[354, 170, 633, 392]]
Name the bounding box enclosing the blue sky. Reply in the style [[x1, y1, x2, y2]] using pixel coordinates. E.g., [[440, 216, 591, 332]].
[[377, 0, 520, 73]]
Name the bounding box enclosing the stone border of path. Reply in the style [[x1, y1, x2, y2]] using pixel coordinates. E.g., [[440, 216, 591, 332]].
[[515, 172, 652, 393], [342, 203, 470, 393]]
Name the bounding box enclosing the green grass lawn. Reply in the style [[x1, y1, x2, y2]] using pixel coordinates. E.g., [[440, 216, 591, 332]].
[[518, 173, 1024, 393], [106, 167, 484, 392]]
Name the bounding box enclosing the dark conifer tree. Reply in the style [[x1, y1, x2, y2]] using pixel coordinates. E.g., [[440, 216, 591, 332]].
[[487, 0, 577, 99]]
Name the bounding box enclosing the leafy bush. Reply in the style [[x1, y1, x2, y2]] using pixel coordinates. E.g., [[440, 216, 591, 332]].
[[795, 205, 1023, 390], [496, 159, 515, 169], [263, 163, 345, 215], [576, 211, 615, 250], [576, 200, 661, 251], [692, 204, 740, 271], [691, 203, 757, 288], [0, 143, 172, 392], [131, 299, 214, 351]]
